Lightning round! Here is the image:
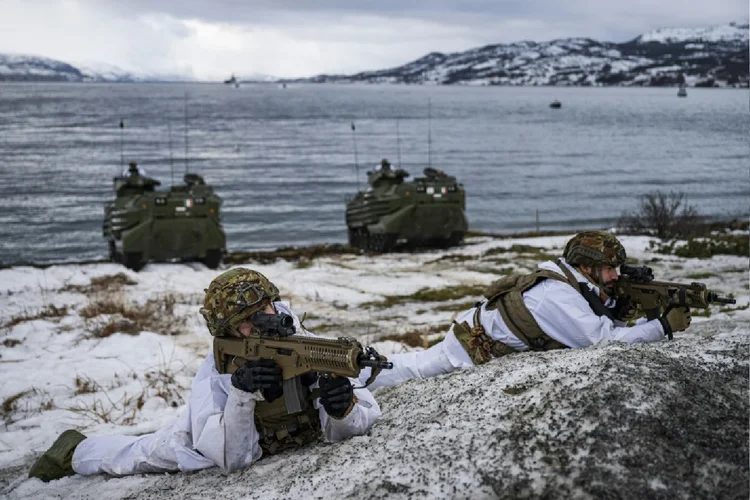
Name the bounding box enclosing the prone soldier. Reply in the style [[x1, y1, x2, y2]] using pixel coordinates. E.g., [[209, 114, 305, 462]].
[[361, 231, 716, 388], [29, 268, 385, 481]]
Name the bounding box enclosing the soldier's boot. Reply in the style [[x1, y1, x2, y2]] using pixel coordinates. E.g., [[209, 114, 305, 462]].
[[28, 430, 87, 482]]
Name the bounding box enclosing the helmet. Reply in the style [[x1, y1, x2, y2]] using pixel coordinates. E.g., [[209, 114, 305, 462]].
[[200, 268, 280, 337], [563, 231, 626, 268]]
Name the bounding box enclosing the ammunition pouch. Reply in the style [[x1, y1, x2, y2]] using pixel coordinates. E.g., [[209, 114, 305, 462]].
[[254, 387, 322, 456], [452, 308, 516, 365]]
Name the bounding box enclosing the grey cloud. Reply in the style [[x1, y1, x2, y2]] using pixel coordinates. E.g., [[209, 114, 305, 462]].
[[0, 0, 745, 79], [88, 0, 747, 42]]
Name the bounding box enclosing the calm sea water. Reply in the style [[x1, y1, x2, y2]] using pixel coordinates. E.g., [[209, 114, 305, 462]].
[[0, 83, 747, 266]]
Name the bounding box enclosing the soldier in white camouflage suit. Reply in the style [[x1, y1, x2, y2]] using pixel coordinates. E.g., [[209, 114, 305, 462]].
[[29, 268, 380, 482], [361, 231, 693, 389]]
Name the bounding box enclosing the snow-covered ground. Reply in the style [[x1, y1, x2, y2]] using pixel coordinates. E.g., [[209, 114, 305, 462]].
[[0, 233, 747, 499]]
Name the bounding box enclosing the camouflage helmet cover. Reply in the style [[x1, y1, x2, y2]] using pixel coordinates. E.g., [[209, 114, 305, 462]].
[[200, 268, 280, 337], [563, 231, 627, 267]]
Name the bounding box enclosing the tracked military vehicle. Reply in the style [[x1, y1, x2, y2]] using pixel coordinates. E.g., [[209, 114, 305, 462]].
[[103, 164, 226, 271], [345, 160, 468, 252]]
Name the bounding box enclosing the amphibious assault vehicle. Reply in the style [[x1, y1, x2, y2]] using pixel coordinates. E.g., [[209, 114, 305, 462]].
[[345, 160, 468, 252], [103, 164, 226, 271]]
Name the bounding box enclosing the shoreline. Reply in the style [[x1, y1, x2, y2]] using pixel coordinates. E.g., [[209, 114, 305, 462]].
[[3, 218, 745, 270]]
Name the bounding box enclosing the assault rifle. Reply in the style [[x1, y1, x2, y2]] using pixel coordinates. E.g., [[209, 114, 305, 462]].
[[614, 264, 736, 337], [213, 312, 393, 413]]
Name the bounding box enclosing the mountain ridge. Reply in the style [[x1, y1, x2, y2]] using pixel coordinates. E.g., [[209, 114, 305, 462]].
[[0, 21, 747, 86], [296, 21, 748, 87]]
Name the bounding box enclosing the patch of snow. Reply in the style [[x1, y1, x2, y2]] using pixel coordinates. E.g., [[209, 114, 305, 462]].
[[638, 22, 749, 44]]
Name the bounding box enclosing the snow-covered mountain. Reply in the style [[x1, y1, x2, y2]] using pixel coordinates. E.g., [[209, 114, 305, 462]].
[[0, 54, 85, 82], [1, 21, 747, 86], [300, 21, 749, 87], [0, 54, 193, 82], [75, 62, 194, 83]]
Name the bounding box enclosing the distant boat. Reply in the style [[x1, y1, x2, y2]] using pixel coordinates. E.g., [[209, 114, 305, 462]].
[[224, 74, 238, 85], [677, 84, 687, 97], [549, 100, 562, 109]]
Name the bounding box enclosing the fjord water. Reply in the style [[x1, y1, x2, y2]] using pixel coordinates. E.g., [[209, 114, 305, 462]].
[[0, 83, 747, 265]]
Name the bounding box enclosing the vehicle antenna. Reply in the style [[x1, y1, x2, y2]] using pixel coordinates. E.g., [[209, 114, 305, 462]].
[[168, 120, 174, 185], [184, 92, 189, 175], [351, 122, 360, 191], [119, 118, 124, 172], [396, 117, 402, 169], [427, 98, 432, 169]]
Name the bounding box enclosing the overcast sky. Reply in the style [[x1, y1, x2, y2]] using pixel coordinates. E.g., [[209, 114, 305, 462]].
[[1, 0, 746, 80]]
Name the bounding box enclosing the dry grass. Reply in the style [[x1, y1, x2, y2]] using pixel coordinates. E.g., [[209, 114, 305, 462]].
[[425, 253, 476, 264], [67, 391, 144, 426], [67, 349, 187, 425], [482, 244, 547, 257], [2, 391, 27, 417], [482, 257, 512, 265], [225, 244, 356, 265], [467, 265, 515, 276], [81, 292, 187, 337], [307, 322, 345, 333], [1, 388, 54, 426], [481, 245, 559, 262], [61, 273, 137, 295], [296, 258, 313, 269], [719, 304, 750, 314], [650, 234, 749, 259], [143, 366, 184, 408], [92, 319, 141, 338], [685, 272, 719, 280], [378, 327, 438, 348], [74, 375, 99, 395], [362, 283, 488, 309], [433, 300, 482, 313], [1, 304, 69, 329]]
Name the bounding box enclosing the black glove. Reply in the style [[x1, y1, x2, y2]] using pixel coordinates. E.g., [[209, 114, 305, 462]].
[[658, 306, 692, 340], [611, 296, 634, 321], [319, 376, 354, 418], [231, 359, 284, 402], [300, 371, 319, 387]]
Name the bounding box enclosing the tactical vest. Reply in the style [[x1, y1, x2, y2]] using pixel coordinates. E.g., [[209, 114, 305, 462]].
[[253, 388, 323, 456], [453, 259, 584, 365]]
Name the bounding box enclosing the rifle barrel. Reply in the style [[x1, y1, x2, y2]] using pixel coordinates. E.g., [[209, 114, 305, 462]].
[[359, 358, 394, 369], [708, 293, 736, 305]]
